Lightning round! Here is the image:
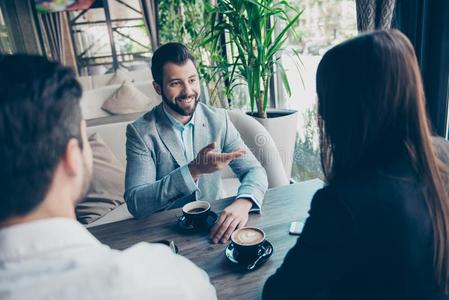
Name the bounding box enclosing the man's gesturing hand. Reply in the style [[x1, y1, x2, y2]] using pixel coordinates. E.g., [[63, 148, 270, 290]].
[[188, 142, 245, 180], [209, 198, 253, 244]]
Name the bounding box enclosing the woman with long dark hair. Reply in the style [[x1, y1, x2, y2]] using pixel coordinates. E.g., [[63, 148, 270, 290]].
[[263, 30, 449, 299]]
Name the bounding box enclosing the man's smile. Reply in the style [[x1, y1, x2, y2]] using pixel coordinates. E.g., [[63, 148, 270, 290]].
[[176, 96, 196, 105]]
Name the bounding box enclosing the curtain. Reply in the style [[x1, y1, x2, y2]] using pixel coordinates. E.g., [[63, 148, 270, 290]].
[[393, 0, 449, 137], [37, 12, 78, 73], [140, 0, 159, 51], [1, 0, 42, 55], [356, 0, 396, 32]]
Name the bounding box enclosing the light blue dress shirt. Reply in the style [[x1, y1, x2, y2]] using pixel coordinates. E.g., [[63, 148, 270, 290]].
[[162, 105, 259, 209], [162, 105, 195, 162]]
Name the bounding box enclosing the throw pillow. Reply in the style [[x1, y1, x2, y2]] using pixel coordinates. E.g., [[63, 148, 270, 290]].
[[107, 68, 132, 86], [76, 133, 125, 224], [101, 81, 152, 114]]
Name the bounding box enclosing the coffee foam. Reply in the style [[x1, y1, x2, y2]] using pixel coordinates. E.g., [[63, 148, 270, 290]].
[[232, 228, 264, 246]]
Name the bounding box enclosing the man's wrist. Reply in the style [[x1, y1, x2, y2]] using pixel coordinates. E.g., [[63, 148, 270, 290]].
[[234, 198, 253, 211], [188, 162, 201, 180]]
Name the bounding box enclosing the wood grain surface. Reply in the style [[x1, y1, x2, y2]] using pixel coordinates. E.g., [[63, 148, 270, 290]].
[[88, 179, 324, 299]]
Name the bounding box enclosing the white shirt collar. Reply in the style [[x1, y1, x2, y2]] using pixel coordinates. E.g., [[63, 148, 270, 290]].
[[0, 217, 102, 262], [162, 104, 196, 129]]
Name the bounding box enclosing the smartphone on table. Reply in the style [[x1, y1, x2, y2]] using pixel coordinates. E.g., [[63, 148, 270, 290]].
[[289, 221, 305, 235]]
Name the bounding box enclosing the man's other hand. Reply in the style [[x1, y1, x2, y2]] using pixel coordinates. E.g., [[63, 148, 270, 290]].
[[209, 198, 253, 244]]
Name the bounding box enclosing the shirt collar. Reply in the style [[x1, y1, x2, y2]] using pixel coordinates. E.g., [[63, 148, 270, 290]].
[[162, 104, 195, 130], [0, 217, 102, 262]]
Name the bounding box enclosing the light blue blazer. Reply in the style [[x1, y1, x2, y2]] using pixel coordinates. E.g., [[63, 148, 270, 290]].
[[124, 102, 268, 218]]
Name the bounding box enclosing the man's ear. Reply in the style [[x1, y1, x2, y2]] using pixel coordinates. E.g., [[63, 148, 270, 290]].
[[62, 138, 82, 177], [153, 81, 162, 96]]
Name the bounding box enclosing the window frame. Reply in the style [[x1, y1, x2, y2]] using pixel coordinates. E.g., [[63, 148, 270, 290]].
[[69, 0, 152, 75]]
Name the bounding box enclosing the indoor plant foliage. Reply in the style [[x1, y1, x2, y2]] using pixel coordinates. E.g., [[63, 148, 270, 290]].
[[158, 0, 230, 108], [204, 0, 301, 118]]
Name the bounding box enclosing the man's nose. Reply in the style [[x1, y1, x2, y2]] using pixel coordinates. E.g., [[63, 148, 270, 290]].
[[183, 81, 193, 95]]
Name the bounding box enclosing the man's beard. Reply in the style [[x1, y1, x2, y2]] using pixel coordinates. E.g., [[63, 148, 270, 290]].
[[161, 90, 200, 116]]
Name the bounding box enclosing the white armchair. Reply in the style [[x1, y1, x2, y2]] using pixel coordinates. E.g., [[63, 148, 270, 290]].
[[220, 110, 289, 197]]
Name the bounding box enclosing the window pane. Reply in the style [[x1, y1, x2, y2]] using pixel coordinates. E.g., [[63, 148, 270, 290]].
[[108, 0, 143, 20], [284, 0, 357, 181], [112, 20, 151, 56], [72, 23, 113, 75], [69, 2, 151, 75], [73, 7, 106, 22]]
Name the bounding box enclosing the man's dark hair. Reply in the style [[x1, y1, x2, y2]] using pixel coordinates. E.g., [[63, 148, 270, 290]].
[[151, 42, 196, 85], [0, 55, 83, 222]]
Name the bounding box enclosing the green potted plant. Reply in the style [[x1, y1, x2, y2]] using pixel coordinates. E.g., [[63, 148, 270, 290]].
[[203, 0, 302, 177]]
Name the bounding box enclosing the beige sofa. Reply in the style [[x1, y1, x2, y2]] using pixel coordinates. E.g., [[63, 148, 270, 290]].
[[81, 80, 161, 121], [77, 69, 152, 91]]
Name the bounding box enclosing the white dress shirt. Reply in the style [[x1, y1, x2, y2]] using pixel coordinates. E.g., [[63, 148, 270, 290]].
[[0, 218, 217, 300]]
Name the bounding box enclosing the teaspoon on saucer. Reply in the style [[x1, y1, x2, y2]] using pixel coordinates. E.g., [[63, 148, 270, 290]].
[[247, 245, 273, 271]]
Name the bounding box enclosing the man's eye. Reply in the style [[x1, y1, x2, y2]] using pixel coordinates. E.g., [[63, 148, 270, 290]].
[[170, 81, 180, 86], [190, 78, 197, 83]]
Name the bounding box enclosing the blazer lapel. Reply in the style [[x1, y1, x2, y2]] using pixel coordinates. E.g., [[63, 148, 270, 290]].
[[154, 104, 187, 166], [193, 104, 210, 157]]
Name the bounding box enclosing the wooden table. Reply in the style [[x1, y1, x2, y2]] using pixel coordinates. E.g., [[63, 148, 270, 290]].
[[89, 179, 324, 299]]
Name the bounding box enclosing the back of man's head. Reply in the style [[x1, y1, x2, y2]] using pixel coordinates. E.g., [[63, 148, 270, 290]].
[[0, 55, 83, 223], [151, 42, 196, 85]]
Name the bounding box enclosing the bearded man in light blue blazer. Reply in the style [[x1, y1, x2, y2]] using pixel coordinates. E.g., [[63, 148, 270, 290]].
[[125, 43, 268, 244]]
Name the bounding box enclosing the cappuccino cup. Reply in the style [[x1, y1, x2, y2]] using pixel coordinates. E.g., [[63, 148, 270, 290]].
[[182, 201, 211, 226], [231, 227, 266, 261]]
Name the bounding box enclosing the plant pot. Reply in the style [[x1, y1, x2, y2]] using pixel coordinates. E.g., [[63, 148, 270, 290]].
[[248, 109, 298, 178]]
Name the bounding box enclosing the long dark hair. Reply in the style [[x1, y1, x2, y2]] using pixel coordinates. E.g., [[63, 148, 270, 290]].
[[316, 29, 449, 292]]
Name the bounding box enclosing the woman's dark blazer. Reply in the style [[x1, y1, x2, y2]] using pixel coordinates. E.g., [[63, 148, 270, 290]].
[[263, 137, 449, 300]]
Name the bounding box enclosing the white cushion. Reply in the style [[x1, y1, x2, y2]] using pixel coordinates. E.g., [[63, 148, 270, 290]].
[[101, 81, 154, 115], [81, 80, 161, 120], [86, 120, 131, 166], [106, 68, 132, 86]]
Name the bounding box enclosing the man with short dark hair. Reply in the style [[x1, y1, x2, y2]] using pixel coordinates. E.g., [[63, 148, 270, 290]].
[[125, 43, 268, 244], [0, 55, 216, 299]]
